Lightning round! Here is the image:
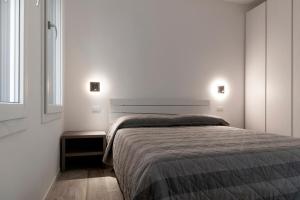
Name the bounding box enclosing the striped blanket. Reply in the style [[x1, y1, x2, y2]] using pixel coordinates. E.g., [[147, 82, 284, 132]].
[[104, 116, 300, 200]]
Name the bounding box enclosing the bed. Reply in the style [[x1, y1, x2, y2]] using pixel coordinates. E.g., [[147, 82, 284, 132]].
[[103, 100, 300, 200]]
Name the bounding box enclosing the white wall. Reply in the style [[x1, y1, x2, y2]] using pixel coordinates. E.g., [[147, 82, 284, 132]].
[[64, 0, 247, 130], [0, 1, 63, 200]]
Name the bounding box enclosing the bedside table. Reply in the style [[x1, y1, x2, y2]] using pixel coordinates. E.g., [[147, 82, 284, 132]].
[[61, 131, 106, 171]]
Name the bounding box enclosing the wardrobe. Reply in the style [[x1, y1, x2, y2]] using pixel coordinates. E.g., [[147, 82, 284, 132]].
[[245, 0, 300, 137]]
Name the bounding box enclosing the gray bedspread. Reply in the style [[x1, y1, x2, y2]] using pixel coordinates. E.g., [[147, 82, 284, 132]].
[[104, 116, 300, 200]]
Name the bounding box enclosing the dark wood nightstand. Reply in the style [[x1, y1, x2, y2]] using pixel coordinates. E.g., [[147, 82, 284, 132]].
[[61, 131, 107, 171]]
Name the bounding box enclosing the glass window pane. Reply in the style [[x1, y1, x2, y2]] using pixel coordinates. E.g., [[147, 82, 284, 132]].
[[0, 0, 20, 103], [46, 0, 61, 106]]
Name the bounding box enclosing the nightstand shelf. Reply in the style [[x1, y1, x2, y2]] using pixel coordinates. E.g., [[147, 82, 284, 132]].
[[61, 131, 106, 171], [65, 152, 103, 157]]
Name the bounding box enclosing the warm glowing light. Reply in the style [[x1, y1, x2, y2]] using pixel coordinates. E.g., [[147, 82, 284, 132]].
[[210, 79, 230, 101], [84, 74, 110, 97]]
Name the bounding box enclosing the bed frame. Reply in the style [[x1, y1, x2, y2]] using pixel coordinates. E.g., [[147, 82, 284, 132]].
[[109, 98, 210, 122]]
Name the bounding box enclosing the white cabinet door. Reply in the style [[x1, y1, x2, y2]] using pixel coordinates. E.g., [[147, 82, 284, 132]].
[[294, 0, 300, 137], [267, 0, 292, 136], [245, 3, 266, 132]]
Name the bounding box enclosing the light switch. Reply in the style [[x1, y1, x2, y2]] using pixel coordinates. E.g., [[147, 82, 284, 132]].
[[91, 105, 101, 113], [217, 106, 224, 112]]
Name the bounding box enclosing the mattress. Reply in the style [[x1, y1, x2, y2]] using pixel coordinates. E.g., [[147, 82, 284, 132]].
[[104, 115, 300, 200]]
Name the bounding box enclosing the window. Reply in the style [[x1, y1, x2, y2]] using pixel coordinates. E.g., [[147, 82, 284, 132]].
[[44, 0, 62, 114], [0, 0, 21, 103], [0, 0, 24, 121]]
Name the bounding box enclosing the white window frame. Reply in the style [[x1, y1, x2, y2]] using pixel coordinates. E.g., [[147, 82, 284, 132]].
[[41, 0, 63, 122], [0, 0, 25, 122]]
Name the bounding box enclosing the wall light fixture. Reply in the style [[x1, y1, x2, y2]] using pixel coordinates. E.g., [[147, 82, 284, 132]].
[[90, 82, 100, 92], [218, 85, 225, 94], [210, 79, 229, 101]]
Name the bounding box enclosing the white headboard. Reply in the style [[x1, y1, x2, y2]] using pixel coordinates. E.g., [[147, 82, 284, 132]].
[[109, 98, 210, 122]]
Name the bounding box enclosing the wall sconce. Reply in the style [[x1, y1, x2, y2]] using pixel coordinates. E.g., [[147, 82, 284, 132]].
[[218, 86, 225, 94], [210, 79, 229, 101], [90, 82, 100, 92]]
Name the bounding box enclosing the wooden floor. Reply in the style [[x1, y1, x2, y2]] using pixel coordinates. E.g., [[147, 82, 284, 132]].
[[46, 168, 124, 200]]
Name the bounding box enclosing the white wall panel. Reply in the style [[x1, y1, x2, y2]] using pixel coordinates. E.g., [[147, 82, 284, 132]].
[[245, 2, 266, 132], [267, 0, 292, 136], [294, 0, 300, 137]]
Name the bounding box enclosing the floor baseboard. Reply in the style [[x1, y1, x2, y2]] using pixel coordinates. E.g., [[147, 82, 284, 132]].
[[42, 170, 60, 200]]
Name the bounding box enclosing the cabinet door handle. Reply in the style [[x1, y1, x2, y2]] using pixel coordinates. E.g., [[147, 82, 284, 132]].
[[36, 0, 40, 6]]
